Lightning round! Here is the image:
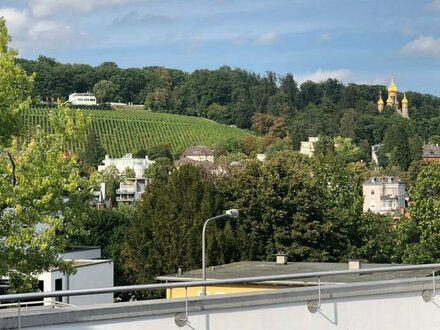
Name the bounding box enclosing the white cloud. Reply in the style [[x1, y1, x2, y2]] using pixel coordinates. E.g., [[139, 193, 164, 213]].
[[28, 0, 144, 18], [296, 68, 352, 84], [0, 7, 87, 53], [425, 0, 440, 11], [256, 31, 279, 45], [401, 36, 440, 57], [0, 8, 30, 36]]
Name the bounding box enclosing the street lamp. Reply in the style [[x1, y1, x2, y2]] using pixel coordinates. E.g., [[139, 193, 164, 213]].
[[202, 209, 239, 295]]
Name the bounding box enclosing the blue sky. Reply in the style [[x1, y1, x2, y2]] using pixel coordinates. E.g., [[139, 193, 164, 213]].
[[1, 0, 440, 95]]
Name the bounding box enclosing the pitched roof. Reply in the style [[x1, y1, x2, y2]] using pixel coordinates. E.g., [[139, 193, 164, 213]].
[[363, 176, 403, 185], [422, 144, 440, 158], [182, 145, 213, 157]]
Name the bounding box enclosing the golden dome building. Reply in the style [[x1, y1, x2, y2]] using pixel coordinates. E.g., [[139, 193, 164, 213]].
[[377, 78, 409, 118]]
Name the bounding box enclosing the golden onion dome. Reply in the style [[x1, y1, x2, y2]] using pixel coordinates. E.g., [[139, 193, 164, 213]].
[[402, 93, 408, 104], [388, 78, 398, 93], [378, 93, 384, 105]]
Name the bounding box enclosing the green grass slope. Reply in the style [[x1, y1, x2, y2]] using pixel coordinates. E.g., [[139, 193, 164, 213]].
[[24, 107, 252, 157]]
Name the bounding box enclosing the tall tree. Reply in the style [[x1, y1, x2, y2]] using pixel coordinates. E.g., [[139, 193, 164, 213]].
[[0, 104, 93, 292], [0, 20, 33, 143], [396, 162, 440, 263], [93, 80, 120, 103], [121, 165, 225, 284]]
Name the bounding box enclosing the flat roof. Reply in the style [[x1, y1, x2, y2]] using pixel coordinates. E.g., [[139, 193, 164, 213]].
[[48, 259, 112, 272], [156, 261, 431, 285]]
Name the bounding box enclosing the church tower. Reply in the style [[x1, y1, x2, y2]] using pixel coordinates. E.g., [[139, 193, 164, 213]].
[[387, 78, 398, 108], [401, 93, 409, 118], [377, 91, 384, 112], [377, 78, 409, 118]]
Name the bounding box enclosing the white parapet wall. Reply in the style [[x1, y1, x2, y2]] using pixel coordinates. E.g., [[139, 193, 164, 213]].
[[3, 277, 440, 329]]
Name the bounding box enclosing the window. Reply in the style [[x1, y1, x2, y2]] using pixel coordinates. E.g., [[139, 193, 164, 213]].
[[371, 190, 375, 195], [55, 278, 63, 302]]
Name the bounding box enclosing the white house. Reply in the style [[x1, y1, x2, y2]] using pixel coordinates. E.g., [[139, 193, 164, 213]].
[[98, 153, 155, 179], [116, 178, 147, 204], [300, 137, 319, 157], [68, 93, 97, 105], [38, 259, 114, 306], [362, 176, 406, 216]]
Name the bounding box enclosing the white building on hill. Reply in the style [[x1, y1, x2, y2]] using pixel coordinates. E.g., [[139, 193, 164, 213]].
[[98, 153, 155, 179], [68, 93, 97, 105], [362, 176, 406, 216], [300, 137, 319, 157]]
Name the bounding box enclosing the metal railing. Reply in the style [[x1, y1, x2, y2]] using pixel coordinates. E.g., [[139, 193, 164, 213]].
[[1, 263, 440, 303], [1, 263, 440, 329], [0, 299, 76, 309]]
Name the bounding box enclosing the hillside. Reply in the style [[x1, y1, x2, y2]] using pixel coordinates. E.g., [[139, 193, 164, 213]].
[[24, 107, 252, 157]]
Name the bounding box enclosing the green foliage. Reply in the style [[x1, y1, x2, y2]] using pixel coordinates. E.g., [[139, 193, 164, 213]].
[[99, 165, 120, 203], [352, 212, 396, 263], [71, 206, 133, 286], [396, 162, 440, 263], [219, 151, 362, 262], [146, 157, 172, 183], [93, 80, 120, 103], [0, 20, 34, 144], [79, 128, 107, 167], [334, 136, 363, 164], [0, 22, 94, 292], [314, 136, 335, 157], [121, 165, 226, 284], [0, 106, 94, 291]]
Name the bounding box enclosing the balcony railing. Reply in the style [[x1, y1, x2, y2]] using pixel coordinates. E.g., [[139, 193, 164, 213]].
[[2, 263, 440, 329]]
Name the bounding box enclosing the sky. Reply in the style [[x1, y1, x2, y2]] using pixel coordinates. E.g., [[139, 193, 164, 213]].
[[0, 0, 439, 95]]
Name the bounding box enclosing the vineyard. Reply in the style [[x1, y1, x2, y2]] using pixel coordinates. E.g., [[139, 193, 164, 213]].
[[23, 107, 253, 157]]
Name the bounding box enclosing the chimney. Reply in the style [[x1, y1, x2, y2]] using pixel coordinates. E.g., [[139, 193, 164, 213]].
[[177, 266, 183, 275], [276, 253, 288, 265], [349, 259, 362, 270]]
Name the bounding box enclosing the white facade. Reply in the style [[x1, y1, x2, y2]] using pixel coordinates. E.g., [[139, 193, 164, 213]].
[[116, 178, 147, 204], [68, 93, 97, 105], [371, 144, 381, 166], [256, 154, 267, 162], [38, 259, 114, 306], [9, 277, 440, 330], [300, 137, 319, 157], [362, 176, 406, 216], [98, 154, 155, 178]]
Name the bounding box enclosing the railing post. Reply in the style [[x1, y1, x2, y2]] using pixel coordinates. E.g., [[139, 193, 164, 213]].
[[17, 300, 21, 330], [318, 277, 321, 308], [174, 287, 189, 327]]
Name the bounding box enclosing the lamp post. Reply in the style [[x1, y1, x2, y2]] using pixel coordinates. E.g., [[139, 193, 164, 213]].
[[202, 209, 239, 295]]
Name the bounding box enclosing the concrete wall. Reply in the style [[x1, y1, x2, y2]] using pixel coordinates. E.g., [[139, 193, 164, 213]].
[[37, 261, 113, 306], [4, 277, 440, 330]]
